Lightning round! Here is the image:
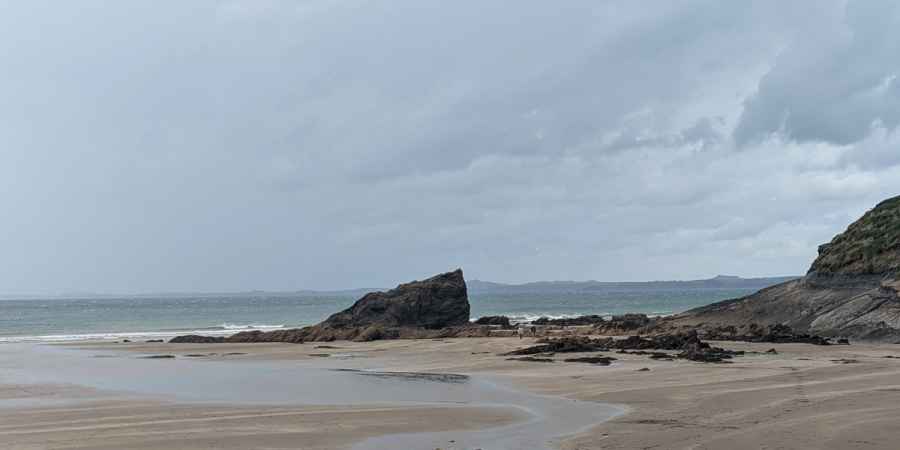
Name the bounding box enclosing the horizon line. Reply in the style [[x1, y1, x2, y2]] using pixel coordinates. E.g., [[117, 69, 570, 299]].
[[0, 274, 801, 299]]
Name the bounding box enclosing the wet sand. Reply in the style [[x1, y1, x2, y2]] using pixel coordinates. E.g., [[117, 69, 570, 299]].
[[0, 341, 621, 449], [2, 337, 900, 449]]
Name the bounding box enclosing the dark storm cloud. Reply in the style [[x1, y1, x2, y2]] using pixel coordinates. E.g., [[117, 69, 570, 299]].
[[2, 0, 899, 293]]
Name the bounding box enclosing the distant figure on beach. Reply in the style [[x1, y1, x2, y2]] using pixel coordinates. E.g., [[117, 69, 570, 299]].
[[530, 325, 537, 336], [517, 326, 526, 339]]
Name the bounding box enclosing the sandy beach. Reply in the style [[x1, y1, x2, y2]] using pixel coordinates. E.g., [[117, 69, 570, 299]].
[[1, 337, 899, 449]]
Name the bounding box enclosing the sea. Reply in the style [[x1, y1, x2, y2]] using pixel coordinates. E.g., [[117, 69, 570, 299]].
[[0, 286, 760, 343]]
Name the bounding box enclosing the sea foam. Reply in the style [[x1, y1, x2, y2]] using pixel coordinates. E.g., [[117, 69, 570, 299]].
[[0, 324, 287, 344]]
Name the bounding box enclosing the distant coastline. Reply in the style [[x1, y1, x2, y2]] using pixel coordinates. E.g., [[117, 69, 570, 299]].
[[0, 275, 798, 300], [467, 275, 799, 294]]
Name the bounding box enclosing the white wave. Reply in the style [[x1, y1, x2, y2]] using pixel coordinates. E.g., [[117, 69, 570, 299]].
[[220, 323, 285, 330], [512, 313, 609, 323], [469, 313, 610, 324], [0, 323, 290, 344], [472, 311, 674, 323]]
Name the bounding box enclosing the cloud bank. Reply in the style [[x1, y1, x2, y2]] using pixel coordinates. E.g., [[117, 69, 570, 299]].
[[2, 0, 900, 292]]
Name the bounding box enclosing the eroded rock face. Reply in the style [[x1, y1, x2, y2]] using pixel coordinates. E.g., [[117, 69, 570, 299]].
[[319, 269, 470, 330], [665, 196, 900, 341]]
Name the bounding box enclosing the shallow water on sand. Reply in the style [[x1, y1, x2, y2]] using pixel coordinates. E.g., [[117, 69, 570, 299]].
[[0, 344, 624, 449]]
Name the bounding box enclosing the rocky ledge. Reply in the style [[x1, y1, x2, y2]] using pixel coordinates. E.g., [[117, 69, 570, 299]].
[[663, 195, 900, 342], [531, 313, 656, 334], [504, 330, 743, 363]]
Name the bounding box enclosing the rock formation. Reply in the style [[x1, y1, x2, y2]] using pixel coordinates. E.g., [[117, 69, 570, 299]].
[[169, 335, 225, 344], [473, 316, 512, 328], [171, 269, 472, 344], [504, 331, 742, 363], [316, 269, 469, 330], [532, 315, 607, 326], [666, 196, 900, 341]]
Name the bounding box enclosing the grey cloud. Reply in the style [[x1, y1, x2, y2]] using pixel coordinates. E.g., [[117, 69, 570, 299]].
[[838, 127, 900, 170], [734, 0, 900, 146], [2, 0, 900, 292]]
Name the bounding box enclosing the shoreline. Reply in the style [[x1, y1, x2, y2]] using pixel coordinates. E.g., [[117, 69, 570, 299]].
[[0, 312, 663, 345], [0, 340, 625, 450], [3, 337, 900, 449]]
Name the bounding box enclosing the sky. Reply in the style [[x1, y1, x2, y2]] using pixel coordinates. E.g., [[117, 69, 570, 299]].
[[2, 0, 900, 293]]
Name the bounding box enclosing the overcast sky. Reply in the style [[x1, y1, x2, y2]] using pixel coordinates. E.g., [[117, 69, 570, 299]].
[[3, 0, 900, 293]]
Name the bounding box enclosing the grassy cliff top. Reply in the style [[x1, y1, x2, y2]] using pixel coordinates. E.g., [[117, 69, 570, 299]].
[[810, 196, 900, 277]]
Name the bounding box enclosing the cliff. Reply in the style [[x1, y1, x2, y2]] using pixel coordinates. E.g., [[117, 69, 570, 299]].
[[665, 196, 900, 341]]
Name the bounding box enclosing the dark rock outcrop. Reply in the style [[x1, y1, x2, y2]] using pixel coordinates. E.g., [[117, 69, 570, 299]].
[[171, 269, 472, 344], [506, 356, 555, 363], [504, 336, 608, 355], [474, 316, 512, 328], [169, 335, 226, 344], [505, 331, 742, 363], [316, 269, 469, 330], [692, 324, 833, 345], [564, 356, 617, 365], [596, 314, 656, 334], [529, 314, 656, 334], [665, 196, 900, 341], [532, 315, 606, 326], [676, 337, 739, 363]]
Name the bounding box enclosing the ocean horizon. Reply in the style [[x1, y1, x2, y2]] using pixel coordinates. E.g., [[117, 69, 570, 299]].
[[0, 285, 766, 343]]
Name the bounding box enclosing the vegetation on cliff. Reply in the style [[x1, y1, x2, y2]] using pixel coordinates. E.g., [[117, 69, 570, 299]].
[[811, 195, 900, 277]]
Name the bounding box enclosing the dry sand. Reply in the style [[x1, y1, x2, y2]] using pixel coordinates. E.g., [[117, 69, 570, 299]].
[[3, 337, 900, 449]]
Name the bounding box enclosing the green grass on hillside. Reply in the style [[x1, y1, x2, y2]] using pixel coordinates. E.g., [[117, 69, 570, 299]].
[[811, 195, 900, 276]]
